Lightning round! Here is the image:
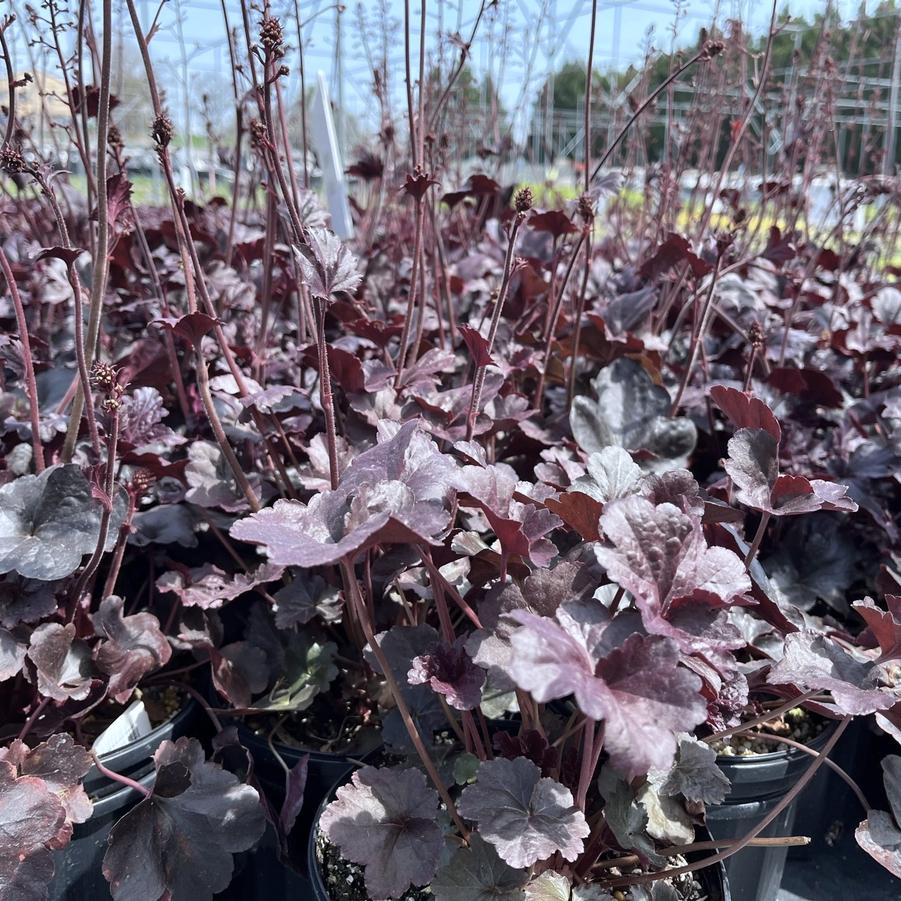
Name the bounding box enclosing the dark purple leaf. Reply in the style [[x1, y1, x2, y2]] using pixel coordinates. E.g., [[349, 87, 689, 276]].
[[855, 757, 901, 878], [35, 246, 84, 268], [570, 359, 696, 467], [709, 385, 781, 442], [27, 623, 92, 702], [456, 463, 561, 571], [528, 209, 577, 237], [319, 765, 443, 899], [185, 441, 263, 512], [431, 833, 529, 901], [293, 228, 361, 300], [0, 577, 58, 629], [768, 632, 900, 715], [458, 756, 589, 868], [102, 737, 265, 901], [210, 641, 269, 709], [156, 563, 282, 610], [724, 429, 858, 516], [570, 447, 642, 505], [0, 760, 69, 901], [459, 324, 496, 367], [272, 572, 343, 628], [8, 734, 93, 824], [231, 421, 457, 567], [116, 387, 185, 452], [151, 311, 219, 345], [0, 629, 25, 681], [508, 604, 706, 777], [595, 496, 750, 637], [638, 233, 712, 281], [279, 754, 308, 837], [0, 465, 126, 581], [91, 596, 171, 703], [408, 638, 486, 710], [656, 736, 730, 806], [854, 596, 901, 663], [763, 515, 856, 613]]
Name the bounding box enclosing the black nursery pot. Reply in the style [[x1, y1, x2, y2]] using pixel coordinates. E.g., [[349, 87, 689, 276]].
[[47, 698, 197, 901], [305, 771, 732, 901], [707, 723, 836, 901], [224, 723, 381, 896]]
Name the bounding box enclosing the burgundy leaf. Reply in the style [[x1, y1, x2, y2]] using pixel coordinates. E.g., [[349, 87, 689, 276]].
[[156, 564, 282, 610], [151, 311, 219, 345], [724, 429, 858, 516], [320, 765, 443, 899], [0, 465, 126, 581], [595, 496, 750, 638], [408, 638, 486, 710], [0, 760, 69, 901], [458, 756, 589, 868], [456, 463, 561, 572], [231, 421, 457, 567], [35, 246, 85, 269], [854, 596, 901, 663], [508, 604, 706, 777], [94, 173, 134, 237], [7, 735, 93, 824], [638, 233, 712, 281], [102, 737, 265, 901], [279, 754, 309, 837], [570, 359, 696, 467], [768, 632, 900, 715], [431, 833, 529, 901], [459, 324, 496, 367], [27, 623, 92, 702], [709, 386, 781, 442], [293, 228, 361, 300], [0, 629, 25, 681], [855, 756, 901, 878], [91, 596, 171, 703], [528, 209, 577, 237]]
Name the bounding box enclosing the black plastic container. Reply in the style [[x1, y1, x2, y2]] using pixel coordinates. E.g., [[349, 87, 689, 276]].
[[708, 723, 837, 901], [47, 698, 197, 901], [306, 768, 732, 901], [224, 723, 381, 893]]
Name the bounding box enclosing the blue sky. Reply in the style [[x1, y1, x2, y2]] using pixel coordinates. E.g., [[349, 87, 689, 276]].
[[11, 0, 872, 142], [137, 0, 866, 127]]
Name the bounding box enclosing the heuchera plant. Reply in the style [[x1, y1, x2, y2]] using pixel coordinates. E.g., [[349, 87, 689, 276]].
[[0, 3, 899, 900]]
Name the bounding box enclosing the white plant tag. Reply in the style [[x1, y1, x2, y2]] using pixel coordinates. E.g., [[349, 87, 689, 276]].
[[93, 701, 153, 757]]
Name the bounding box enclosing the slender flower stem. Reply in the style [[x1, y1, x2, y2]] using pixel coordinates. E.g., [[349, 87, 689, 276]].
[[315, 297, 340, 490], [744, 512, 771, 566], [68, 406, 120, 621], [64, 0, 113, 459], [0, 248, 44, 471], [17, 697, 50, 743], [535, 233, 585, 409], [583, 1, 597, 194], [101, 491, 137, 599], [669, 251, 725, 415], [395, 198, 425, 382], [341, 559, 469, 837], [194, 339, 260, 512], [465, 216, 524, 440], [566, 233, 592, 410]]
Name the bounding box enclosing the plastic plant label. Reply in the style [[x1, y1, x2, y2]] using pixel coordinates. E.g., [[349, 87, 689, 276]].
[[92, 700, 153, 756]]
